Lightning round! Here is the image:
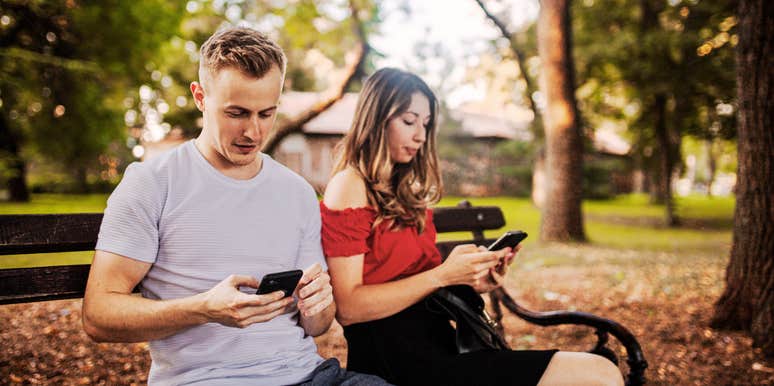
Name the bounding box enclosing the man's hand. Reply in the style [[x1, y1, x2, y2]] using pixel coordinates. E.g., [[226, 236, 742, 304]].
[[296, 263, 334, 318], [202, 274, 294, 328]]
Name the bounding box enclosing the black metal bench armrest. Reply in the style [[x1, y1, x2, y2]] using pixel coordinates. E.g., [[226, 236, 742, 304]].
[[491, 288, 648, 386]]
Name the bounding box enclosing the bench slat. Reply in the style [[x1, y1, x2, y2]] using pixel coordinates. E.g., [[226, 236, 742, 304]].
[[435, 239, 497, 259], [0, 214, 103, 255], [431, 206, 505, 233], [0, 209, 502, 304], [0, 265, 91, 304]]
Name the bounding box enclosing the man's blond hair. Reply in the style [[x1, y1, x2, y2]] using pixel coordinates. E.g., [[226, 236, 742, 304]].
[[198, 27, 286, 83]]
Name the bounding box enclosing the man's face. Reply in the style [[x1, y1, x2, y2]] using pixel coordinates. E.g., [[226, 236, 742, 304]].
[[191, 66, 283, 173]]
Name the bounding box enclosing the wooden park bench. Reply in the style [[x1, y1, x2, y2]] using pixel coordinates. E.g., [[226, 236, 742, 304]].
[[0, 201, 647, 385]]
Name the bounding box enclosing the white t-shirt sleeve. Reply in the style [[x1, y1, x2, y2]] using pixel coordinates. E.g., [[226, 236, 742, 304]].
[[95, 162, 163, 264], [296, 189, 326, 271]]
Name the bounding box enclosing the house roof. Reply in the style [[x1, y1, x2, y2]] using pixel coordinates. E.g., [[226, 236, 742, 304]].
[[448, 109, 533, 141], [277, 91, 358, 135], [277, 91, 536, 140]]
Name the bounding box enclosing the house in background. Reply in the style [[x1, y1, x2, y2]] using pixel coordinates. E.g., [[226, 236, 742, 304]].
[[141, 90, 540, 194], [272, 91, 358, 192]]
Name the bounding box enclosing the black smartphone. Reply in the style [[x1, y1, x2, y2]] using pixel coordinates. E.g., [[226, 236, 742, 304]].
[[487, 230, 528, 251], [256, 269, 303, 297]]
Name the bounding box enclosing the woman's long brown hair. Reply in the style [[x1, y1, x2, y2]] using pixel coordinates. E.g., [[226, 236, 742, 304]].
[[332, 68, 442, 233]]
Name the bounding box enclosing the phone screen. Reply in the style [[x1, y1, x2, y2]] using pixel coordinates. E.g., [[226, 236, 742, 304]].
[[487, 231, 528, 251]]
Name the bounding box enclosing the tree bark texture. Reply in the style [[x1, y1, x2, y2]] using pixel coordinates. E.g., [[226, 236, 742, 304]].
[[537, 0, 586, 241], [653, 94, 680, 226], [0, 113, 30, 202], [711, 0, 774, 357]]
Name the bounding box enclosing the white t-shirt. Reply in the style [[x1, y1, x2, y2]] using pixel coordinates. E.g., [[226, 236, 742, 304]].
[[96, 140, 326, 385]]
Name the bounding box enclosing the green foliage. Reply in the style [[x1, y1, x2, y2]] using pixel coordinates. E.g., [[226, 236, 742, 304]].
[[493, 140, 535, 197], [0, 0, 186, 193], [130, 0, 379, 141], [572, 0, 738, 156], [583, 154, 632, 199], [1, 0, 381, 196]]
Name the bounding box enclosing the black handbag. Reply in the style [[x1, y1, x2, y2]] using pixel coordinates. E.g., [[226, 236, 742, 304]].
[[425, 285, 510, 353]]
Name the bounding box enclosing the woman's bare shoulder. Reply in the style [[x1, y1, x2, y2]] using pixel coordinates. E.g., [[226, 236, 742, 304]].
[[323, 167, 369, 210]]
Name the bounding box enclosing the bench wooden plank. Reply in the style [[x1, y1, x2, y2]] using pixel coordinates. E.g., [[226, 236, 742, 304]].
[[0, 211, 497, 304], [0, 264, 91, 304], [0, 214, 103, 255], [430, 206, 505, 233], [0, 241, 492, 305]]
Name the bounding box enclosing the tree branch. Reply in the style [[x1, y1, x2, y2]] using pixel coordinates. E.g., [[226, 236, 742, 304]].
[[262, 0, 369, 155], [473, 0, 539, 118]]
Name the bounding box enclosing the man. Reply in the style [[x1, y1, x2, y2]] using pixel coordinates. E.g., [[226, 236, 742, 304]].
[[82, 27, 389, 385]]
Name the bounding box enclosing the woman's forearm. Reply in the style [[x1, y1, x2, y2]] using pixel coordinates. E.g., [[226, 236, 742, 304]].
[[334, 267, 446, 325]]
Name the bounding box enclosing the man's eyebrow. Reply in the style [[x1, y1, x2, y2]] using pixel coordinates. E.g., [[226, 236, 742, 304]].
[[224, 105, 278, 114], [259, 106, 278, 114]]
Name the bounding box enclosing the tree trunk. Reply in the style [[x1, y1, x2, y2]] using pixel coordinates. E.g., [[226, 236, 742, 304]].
[[711, 0, 774, 357], [653, 93, 680, 226], [706, 139, 717, 197], [75, 165, 89, 194], [0, 113, 30, 202], [537, 0, 586, 242]]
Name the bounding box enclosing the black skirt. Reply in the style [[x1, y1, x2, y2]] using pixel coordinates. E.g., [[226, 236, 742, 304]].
[[343, 300, 558, 386]]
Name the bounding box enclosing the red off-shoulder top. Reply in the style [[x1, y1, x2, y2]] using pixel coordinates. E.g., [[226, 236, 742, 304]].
[[320, 202, 442, 284]]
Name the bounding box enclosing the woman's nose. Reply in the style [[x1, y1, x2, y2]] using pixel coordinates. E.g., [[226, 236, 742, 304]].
[[414, 124, 426, 143]]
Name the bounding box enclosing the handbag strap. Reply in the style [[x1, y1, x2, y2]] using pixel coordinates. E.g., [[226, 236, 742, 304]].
[[435, 287, 500, 332]]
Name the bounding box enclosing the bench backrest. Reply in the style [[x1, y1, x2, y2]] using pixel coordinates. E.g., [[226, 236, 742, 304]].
[[0, 202, 504, 304]]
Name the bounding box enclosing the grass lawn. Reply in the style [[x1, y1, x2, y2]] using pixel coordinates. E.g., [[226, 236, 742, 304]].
[[438, 193, 734, 253]]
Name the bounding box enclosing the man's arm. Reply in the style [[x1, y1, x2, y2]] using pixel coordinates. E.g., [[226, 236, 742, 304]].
[[82, 250, 294, 343], [296, 263, 335, 337]]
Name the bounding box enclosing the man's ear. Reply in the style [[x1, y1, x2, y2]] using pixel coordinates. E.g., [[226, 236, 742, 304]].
[[190, 81, 205, 112]]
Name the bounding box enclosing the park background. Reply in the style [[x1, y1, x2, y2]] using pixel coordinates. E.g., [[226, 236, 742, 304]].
[[0, 0, 771, 385]]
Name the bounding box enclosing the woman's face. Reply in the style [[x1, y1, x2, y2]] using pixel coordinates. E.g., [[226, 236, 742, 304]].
[[386, 92, 431, 164]]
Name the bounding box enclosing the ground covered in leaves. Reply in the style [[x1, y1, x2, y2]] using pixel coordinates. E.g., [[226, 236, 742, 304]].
[[2, 243, 772, 385]]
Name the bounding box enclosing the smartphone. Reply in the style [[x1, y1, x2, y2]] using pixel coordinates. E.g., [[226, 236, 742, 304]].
[[256, 269, 303, 297], [487, 230, 528, 251]]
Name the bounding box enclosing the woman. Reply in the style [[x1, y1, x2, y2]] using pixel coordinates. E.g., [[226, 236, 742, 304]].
[[321, 68, 623, 386]]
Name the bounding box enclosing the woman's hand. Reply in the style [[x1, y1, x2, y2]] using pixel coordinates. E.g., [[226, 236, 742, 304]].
[[295, 263, 334, 318], [434, 244, 507, 288], [473, 244, 520, 293]]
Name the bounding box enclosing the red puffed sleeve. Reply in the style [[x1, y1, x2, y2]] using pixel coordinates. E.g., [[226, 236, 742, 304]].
[[320, 201, 377, 258]]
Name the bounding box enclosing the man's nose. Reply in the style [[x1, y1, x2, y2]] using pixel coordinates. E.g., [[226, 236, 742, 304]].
[[243, 116, 262, 141]]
